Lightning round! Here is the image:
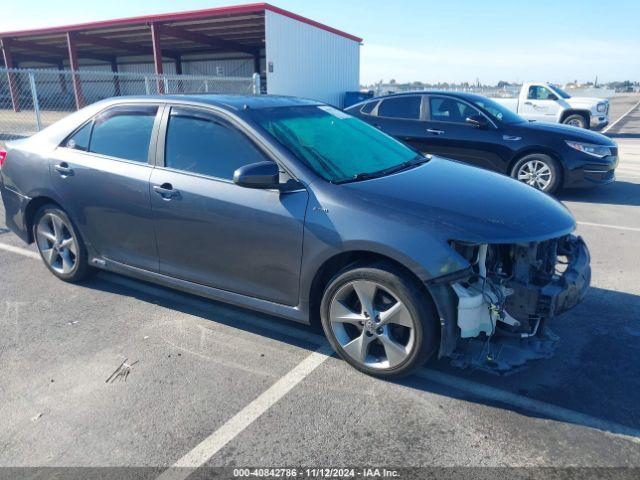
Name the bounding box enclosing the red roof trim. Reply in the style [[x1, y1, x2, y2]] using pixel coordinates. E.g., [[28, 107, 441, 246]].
[[263, 5, 362, 42], [0, 2, 363, 43]]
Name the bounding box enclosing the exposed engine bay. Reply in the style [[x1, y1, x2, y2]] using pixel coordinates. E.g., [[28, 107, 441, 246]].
[[443, 235, 591, 374]]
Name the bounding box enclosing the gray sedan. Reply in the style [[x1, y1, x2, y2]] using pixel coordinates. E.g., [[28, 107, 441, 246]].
[[0, 95, 590, 377]]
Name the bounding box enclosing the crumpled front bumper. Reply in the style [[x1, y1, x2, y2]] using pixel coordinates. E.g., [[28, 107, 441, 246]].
[[430, 234, 592, 363], [539, 235, 591, 317]]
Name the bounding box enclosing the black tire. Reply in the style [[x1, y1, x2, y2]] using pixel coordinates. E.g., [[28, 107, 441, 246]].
[[320, 262, 439, 379], [510, 153, 562, 194], [32, 204, 93, 283], [563, 114, 587, 129]]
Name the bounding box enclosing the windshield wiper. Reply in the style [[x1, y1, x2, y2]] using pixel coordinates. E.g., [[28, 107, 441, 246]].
[[338, 156, 430, 184], [381, 155, 430, 175]]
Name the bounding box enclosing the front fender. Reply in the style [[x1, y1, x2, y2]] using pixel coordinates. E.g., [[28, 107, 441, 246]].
[[298, 190, 471, 312]]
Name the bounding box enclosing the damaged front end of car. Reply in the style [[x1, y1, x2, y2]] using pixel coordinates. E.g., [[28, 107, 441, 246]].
[[428, 234, 591, 374]]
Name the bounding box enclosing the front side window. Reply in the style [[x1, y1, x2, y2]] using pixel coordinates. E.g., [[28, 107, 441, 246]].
[[90, 105, 158, 163], [251, 105, 422, 184], [550, 85, 572, 99], [378, 96, 421, 120], [469, 97, 525, 125], [429, 97, 479, 123], [527, 86, 555, 100], [165, 109, 267, 180]]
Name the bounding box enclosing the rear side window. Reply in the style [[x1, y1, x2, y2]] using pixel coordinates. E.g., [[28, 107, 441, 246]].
[[164, 109, 267, 180], [89, 106, 158, 163], [378, 96, 421, 120]]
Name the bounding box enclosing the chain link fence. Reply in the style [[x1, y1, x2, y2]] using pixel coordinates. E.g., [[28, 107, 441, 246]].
[[1, 67, 260, 146]]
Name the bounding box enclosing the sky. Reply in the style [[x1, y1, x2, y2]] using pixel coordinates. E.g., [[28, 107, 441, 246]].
[[0, 0, 638, 85]]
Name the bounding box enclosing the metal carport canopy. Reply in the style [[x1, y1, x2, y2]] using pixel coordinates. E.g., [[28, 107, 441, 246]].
[[0, 3, 362, 109]]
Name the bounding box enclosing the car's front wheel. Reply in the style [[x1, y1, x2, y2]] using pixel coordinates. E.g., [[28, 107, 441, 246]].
[[320, 263, 438, 378], [511, 153, 561, 193], [33, 205, 93, 282], [563, 114, 587, 129]]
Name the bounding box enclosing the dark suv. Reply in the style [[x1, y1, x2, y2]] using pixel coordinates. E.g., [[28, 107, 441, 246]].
[[0, 95, 590, 377], [346, 92, 618, 193]]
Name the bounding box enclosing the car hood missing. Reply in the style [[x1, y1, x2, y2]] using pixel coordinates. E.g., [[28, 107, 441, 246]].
[[342, 156, 576, 244]]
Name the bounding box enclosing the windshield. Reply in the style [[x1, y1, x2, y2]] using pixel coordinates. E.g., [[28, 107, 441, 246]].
[[251, 105, 422, 183], [469, 97, 526, 125], [549, 85, 572, 99]]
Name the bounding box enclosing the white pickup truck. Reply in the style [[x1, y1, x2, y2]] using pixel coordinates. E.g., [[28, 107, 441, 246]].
[[494, 82, 609, 130]]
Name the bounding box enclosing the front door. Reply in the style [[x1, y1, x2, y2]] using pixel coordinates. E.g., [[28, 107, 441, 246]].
[[150, 106, 308, 306], [49, 104, 160, 271], [519, 85, 562, 122], [420, 95, 506, 172]]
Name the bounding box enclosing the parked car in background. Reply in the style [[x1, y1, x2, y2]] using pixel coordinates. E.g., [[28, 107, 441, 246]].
[[493, 82, 609, 130], [346, 92, 618, 193], [0, 95, 590, 377]]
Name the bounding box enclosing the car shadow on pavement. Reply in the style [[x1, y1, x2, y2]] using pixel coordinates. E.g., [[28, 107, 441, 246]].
[[86, 272, 640, 440], [559, 181, 640, 207], [406, 286, 640, 438]]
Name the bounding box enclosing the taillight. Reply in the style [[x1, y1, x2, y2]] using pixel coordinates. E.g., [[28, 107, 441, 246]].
[[0, 150, 6, 169]]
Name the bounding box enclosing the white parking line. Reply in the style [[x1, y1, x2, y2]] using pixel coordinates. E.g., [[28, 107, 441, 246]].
[[577, 221, 640, 233], [1, 238, 640, 467], [603, 98, 640, 133], [157, 345, 333, 480], [0, 242, 40, 259]]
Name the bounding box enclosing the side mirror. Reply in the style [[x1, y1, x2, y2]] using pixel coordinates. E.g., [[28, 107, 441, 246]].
[[546, 93, 558, 101], [233, 161, 280, 189], [465, 114, 489, 129]]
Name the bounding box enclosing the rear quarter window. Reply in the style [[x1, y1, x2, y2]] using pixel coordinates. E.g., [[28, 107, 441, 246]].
[[360, 101, 378, 115], [64, 122, 92, 151]]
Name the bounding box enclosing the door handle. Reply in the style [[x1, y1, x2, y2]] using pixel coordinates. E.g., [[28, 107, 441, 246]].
[[53, 162, 73, 176], [427, 129, 445, 135], [524, 101, 533, 106], [153, 183, 180, 200]]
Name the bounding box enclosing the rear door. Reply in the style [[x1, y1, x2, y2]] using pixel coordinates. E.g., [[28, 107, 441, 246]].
[[422, 95, 505, 171], [149, 106, 308, 306], [367, 95, 431, 152], [49, 104, 161, 271]]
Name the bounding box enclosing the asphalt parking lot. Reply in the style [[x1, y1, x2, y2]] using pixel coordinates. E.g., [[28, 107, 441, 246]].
[[1, 95, 640, 478]]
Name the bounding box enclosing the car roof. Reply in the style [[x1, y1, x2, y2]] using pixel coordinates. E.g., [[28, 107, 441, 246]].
[[362, 91, 489, 102], [103, 94, 323, 111]]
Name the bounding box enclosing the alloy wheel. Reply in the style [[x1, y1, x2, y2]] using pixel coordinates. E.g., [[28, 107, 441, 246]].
[[329, 280, 416, 370], [35, 213, 78, 275], [566, 118, 583, 127], [517, 159, 553, 191]]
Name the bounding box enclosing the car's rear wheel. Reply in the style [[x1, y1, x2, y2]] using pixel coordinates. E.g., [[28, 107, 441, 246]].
[[320, 263, 438, 378], [511, 153, 561, 193], [563, 114, 587, 129], [33, 205, 92, 282]]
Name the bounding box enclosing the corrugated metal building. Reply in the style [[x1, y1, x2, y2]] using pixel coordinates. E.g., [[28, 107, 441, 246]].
[[0, 3, 362, 108]]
